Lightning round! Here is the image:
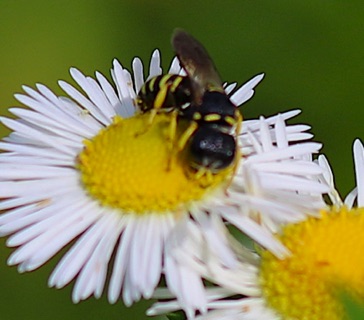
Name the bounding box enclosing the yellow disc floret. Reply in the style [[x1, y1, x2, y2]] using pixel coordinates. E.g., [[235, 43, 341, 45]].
[[77, 113, 232, 215], [260, 206, 364, 320]]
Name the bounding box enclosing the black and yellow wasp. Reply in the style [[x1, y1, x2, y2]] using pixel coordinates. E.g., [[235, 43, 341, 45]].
[[136, 29, 242, 181]]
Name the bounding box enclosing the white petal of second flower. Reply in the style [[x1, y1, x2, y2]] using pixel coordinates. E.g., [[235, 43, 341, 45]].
[[230, 73, 265, 106], [353, 139, 364, 207]]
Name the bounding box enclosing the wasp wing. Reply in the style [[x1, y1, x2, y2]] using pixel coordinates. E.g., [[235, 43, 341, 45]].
[[172, 29, 224, 103]]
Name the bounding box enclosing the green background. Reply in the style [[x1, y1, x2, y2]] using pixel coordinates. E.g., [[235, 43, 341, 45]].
[[0, 1, 363, 319]]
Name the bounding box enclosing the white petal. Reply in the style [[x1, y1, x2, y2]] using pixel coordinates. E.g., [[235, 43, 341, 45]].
[[353, 139, 364, 207], [230, 73, 264, 106], [111, 59, 135, 117], [168, 56, 182, 74], [148, 49, 162, 78], [107, 215, 134, 303], [132, 57, 144, 94]]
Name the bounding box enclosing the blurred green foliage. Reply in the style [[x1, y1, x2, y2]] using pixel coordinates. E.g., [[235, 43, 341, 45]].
[[1, 1, 364, 319], [341, 290, 364, 320]]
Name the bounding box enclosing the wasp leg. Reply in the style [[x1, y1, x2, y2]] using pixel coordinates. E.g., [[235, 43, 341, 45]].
[[166, 110, 179, 171], [167, 110, 178, 150], [134, 108, 158, 137], [205, 170, 213, 186], [199, 168, 213, 188], [177, 121, 198, 151], [193, 167, 206, 180], [167, 119, 197, 171], [192, 167, 213, 188]]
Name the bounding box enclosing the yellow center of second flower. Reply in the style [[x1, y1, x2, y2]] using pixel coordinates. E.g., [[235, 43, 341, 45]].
[[77, 113, 233, 215], [260, 206, 364, 320]]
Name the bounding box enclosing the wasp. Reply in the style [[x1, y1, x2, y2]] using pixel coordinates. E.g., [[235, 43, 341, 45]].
[[136, 29, 242, 183], [172, 29, 242, 181]]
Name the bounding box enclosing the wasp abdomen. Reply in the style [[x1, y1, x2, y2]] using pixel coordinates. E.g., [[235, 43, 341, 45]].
[[188, 126, 236, 173]]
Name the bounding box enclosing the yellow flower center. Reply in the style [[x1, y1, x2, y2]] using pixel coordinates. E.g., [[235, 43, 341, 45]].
[[260, 206, 364, 320], [77, 113, 233, 215]]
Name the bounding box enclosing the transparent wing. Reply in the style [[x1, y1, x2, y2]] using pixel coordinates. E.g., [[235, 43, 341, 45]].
[[172, 29, 223, 101]]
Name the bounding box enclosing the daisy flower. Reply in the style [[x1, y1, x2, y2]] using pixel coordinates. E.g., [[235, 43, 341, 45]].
[[0, 49, 327, 310], [149, 139, 364, 320]]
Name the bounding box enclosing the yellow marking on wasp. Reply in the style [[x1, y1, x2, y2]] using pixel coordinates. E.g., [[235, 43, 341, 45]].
[[159, 74, 172, 88], [204, 114, 221, 122], [224, 116, 236, 126], [170, 76, 183, 92], [193, 113, 202, 121], [148, 76, 157, 92], [206, 85, 224, 93]]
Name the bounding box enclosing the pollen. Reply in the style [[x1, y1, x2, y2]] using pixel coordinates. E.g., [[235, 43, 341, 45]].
[[260, 206, 364, 320], [77, 113, 232, 214]]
